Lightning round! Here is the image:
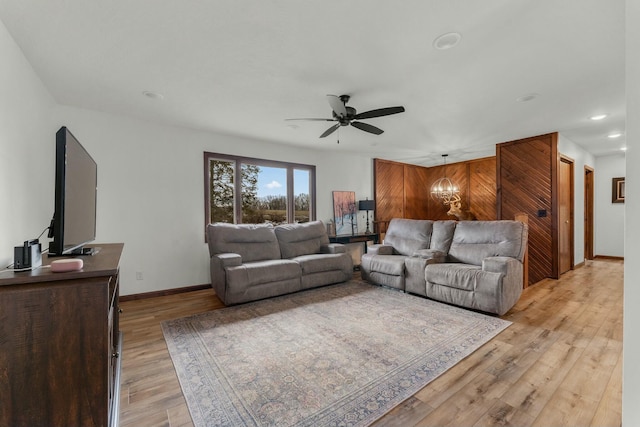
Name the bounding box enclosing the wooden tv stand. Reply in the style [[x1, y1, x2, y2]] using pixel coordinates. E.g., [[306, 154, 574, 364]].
[[0, 243, 124, 427]]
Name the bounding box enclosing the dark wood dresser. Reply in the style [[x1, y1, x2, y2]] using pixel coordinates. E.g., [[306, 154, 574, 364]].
[[0, 243, 124, 427]]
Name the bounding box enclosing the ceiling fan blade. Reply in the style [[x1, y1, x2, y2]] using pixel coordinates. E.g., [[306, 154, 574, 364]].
[[285, 118, 335, 121], [354, 106, 405, 120], [320, 123, 340, 138], [351, 121, 384, 135], [326, 95, 347, 118]]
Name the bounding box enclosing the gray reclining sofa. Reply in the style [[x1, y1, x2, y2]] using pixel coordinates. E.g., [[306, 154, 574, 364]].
[[207, 220, 353, 305], [361, 218, 528, 315]]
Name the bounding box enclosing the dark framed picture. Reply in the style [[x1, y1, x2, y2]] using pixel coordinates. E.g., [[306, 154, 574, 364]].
[[612, 177, 625, 203]]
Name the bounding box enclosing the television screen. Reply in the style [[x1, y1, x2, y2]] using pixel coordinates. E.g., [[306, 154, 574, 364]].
[[48, 126, 97, 256]]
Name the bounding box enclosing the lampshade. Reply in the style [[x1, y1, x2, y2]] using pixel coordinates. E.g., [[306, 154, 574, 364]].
[[358, 199, 375, 211]]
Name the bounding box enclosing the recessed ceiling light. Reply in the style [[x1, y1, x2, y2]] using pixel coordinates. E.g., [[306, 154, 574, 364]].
[[142, 90, 164, 100], [621, 147, 627, 151], [608, 132, 622, 139], [590, 114, 607, 121], [433, 32, 462, 50], [516, 93, 539, 102]]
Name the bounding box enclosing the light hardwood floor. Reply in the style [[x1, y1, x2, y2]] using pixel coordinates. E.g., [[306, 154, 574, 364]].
[[118, 259, 623, 427]]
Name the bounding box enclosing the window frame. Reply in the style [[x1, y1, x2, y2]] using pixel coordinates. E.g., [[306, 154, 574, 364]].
[[203, 151, 316, 231]]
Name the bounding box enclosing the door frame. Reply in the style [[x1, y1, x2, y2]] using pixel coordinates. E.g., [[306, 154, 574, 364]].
[[584, 166, 595, 261], [558, 155, 575, 273]]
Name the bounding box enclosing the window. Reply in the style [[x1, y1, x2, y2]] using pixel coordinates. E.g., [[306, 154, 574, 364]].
[[204, 152, 316, 227]]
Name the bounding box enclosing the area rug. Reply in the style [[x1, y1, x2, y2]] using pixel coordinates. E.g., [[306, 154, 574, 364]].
[[161, 281, 510, 427]]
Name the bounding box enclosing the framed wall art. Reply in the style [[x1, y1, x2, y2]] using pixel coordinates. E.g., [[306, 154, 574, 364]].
[[332, 191, 357, 235], [612, 177, 625, 203]]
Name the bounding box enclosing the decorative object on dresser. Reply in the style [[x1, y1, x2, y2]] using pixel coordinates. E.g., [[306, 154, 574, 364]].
[[162, 280, 510, 427], [0, 243, 124, 427]]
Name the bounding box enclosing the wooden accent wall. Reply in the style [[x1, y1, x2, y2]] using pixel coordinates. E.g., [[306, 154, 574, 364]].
[[374, 159, 406, 226], [497, 133, 559, 285], [374, 156, 496, 225], [468, 157, 497, 220], [373, 159, 430, 233], [404, 164, 431, 219]]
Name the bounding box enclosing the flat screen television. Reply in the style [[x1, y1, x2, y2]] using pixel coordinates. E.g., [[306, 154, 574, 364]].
[[48, 126, 98, 256]]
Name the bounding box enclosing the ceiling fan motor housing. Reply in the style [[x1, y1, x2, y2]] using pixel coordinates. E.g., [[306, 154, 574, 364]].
[[333, 106, 357, 125]]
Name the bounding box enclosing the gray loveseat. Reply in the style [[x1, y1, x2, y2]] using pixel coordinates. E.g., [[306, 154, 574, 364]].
[[361, 218, 528, 315], [207, 220, 353, 305]]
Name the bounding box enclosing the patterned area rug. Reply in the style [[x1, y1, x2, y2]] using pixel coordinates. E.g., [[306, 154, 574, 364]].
[[162, 281, 510, 426]]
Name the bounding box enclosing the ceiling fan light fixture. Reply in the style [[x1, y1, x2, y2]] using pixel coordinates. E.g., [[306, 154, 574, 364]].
[[433, 32, 462, 50]]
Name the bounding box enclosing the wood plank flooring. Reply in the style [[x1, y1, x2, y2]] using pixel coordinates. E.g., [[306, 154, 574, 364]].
[[118, 259, 622, 427]]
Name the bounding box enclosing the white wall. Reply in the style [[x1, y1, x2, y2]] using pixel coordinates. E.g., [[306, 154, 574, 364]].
[[624, 0, 640, 423], [593, 154, 626, 257], [0, 17, 56, 269], [558, 133, 596, 264], [51, 105, 374, 295]]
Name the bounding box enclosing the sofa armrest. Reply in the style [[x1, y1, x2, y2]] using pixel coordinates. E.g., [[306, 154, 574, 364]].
[[367, 244, 394, 256], [215, 252, 243, 267], [210, 253, 242, 300], [320, 243, 346, 254], [412, 249, 447, 263], [482, 256, 519, 274], [482, 256, 524, 314]]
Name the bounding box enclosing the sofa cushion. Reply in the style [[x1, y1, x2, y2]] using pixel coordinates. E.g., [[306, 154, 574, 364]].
[[293, 253, 353, 275], [430, 220, 456, 253], [384, 219, 434, 256], [207, 223, 281, 262], [364, 254, 407, 276], [448, 220, 527, 265], [275, 221, 330, 259], [425, 263, 504, 292], [225, 259, 301, 287]]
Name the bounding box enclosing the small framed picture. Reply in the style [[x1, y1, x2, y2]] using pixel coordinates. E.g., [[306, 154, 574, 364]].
[[612, 177, 625, 203]]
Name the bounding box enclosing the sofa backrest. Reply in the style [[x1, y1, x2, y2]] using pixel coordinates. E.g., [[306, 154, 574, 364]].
[[448, 220, 528, 265], [431, 220, 456, 253], [207, 222, 281, 262], [275, 220, 329, 258], [385, 219, 434, 256]]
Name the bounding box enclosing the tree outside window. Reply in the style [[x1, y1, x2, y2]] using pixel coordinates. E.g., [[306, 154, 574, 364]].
[[204, 152, 315, 228]]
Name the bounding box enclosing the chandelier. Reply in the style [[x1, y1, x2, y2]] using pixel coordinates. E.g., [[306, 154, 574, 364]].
[[430, 154, 460, 205]]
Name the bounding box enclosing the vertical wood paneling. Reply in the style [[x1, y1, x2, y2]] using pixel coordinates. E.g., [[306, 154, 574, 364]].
[[374, 159, 405, 232], [468, 158, 497, 220], [404, 164, 430, 219], [497, 133, 558, 285]]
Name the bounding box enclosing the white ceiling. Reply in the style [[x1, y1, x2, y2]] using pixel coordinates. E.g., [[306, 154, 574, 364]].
[[0, 0, 626, 166]]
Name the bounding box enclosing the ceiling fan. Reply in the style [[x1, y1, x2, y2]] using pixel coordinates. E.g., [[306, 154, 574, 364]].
[[286, 95, 406, 138]]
